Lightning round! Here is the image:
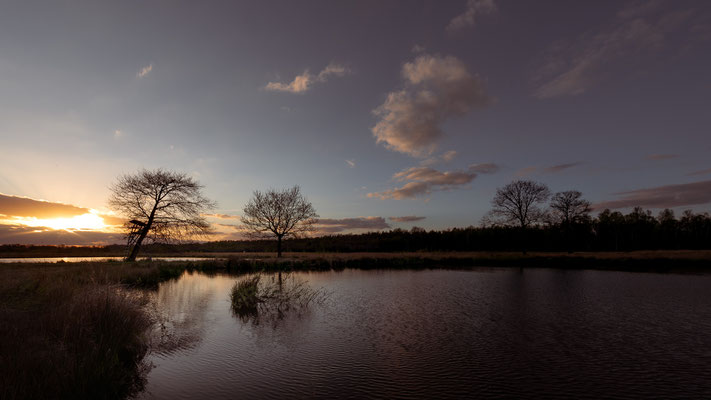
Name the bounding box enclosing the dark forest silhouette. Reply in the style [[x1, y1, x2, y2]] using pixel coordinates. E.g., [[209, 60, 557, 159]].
[[3, 206, 710, 255]]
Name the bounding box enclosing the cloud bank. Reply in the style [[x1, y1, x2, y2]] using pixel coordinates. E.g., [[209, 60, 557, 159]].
[[265, 63, 350, 93], [315, 217, 391, 233], [0, 224, 123, 245], [372, 54, 490, 157], [389, 216, 426, 223], [593, 180, 711, 210], [368, 163, 499, 200], [0, 193, 89, 219]]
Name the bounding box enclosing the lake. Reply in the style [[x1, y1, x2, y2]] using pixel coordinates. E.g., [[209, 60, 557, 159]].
[[138, 268, 711, 399], [0, 256, 219, 263]]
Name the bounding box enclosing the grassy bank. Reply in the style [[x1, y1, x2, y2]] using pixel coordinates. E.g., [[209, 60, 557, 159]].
[[0, 259, 228, 400], [213, 251, 711, 274]]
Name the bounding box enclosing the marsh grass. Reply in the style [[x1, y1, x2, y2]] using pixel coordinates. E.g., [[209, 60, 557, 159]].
[[0, 259, 228, 399], [230, 273, 328, 324]]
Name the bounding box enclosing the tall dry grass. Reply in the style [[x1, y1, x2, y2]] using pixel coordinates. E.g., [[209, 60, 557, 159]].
[[0, 261, 208, 399]]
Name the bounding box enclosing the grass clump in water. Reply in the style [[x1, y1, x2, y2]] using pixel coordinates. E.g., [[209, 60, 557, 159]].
[[230, 273, 327, 324], [230, 275, 261, 316]]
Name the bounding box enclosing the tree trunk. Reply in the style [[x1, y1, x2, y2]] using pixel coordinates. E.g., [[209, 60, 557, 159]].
[[127, 226, 149, 262], [277, 235, 283, 258], [126, 204, 157, 262]]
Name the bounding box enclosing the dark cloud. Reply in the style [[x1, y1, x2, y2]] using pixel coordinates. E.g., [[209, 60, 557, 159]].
[[315, 217, 390, 232], [389, 216, 426, 222], [369, 163, 498, 200], [0, 223, 123, 245], [593, 179, 711, 210], [372, 54, 491, 157], [0, 193, 89, 219], [543, 162, 582, 173], [215, 223, 244, 230]]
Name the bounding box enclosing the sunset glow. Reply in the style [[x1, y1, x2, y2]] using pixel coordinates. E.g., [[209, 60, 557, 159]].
[[9, 211, 108, 231]]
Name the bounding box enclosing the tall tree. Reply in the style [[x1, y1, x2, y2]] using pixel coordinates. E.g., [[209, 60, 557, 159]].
[[550, 190, 592, 226], [489, 180, 550, 253], [242, 186, 318, 258], [109, 169, 216, 261], [550, 190, 591, 252]]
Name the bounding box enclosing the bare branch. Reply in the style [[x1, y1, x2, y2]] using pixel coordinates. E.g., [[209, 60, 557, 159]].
[[108, 168, 216, 260], [241, 186, 318, 257]]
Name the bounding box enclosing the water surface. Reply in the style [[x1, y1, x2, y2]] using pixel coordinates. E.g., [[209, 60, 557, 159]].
[[140, 268, 711, 399], [0, 256, 218, 263]]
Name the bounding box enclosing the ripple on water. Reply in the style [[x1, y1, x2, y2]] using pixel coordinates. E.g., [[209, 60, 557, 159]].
[[139, 269, 711, 399]]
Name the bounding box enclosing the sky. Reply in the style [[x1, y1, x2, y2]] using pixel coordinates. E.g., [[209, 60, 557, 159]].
[[1, 0, 710, 245]]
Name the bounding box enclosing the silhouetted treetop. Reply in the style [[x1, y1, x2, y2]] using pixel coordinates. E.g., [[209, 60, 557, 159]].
[[109, 168, 216, 261]]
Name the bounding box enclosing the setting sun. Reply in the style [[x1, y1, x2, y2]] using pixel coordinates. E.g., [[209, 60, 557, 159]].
[[11, 211, 108, 231]]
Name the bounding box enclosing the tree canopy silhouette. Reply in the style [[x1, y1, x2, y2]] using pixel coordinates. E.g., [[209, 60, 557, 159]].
[[242, 186, 318, 258], [109, 169, 216, 261], [550, 190, 592, 225], [489, 180, 550, 253]]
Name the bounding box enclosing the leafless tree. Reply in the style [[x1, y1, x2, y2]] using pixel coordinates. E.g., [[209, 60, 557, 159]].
[[489, 180, 550, 253], [109, 169, 216, 261], [242, 186, 318, 258], [550, 190, 591, 253], [490, 180, 551, 228], [550, 190, 591, 226]]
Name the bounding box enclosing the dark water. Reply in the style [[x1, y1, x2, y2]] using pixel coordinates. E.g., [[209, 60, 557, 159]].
[[0, 256, 217, 263], [139, 269, 711, 399]]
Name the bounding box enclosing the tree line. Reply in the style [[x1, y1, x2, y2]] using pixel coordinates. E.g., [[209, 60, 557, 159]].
[[31, 171, 707, 258]]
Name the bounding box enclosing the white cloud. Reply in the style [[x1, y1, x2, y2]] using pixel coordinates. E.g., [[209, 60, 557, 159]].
[[372, 54, 490, 157], [442, 150, 458, 162], [137, 63, 153, 78], [265, 62, 350, 93], [447, 0, 497, 32]]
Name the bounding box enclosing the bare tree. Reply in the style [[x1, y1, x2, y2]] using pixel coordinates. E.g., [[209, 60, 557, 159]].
[[242, 186, 318, 258], [489, 180, 550, 253], [550, 190, 591, 253], [550, 190, 591, 226], [109, 169, 216, 261]]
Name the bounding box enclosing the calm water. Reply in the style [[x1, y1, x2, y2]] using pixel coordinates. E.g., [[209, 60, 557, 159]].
[[0, 256, 218, 263], [139, 268, 711, 399]]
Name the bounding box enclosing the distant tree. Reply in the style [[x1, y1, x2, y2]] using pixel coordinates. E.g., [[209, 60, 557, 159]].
[[550, 190, 592, 252], [657, 209, 678, 249], [550, 190, 591, 226], [109, 169, 216, 261], [489, 180, 551, 253], [241, 186, 318, 258], [595, 209, 625, 251]]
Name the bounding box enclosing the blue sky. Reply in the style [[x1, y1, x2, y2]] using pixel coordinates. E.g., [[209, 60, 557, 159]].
[[1, 0, 710, 244]]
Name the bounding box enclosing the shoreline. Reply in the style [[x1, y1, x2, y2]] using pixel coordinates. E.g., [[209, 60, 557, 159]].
[[2, 250, 711, 273]]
